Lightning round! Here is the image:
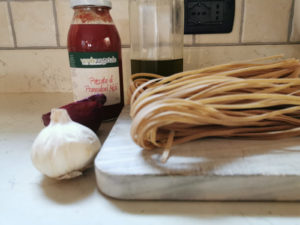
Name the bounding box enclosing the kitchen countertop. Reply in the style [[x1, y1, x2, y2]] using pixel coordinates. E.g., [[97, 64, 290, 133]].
[[1, 93, 300, 225]]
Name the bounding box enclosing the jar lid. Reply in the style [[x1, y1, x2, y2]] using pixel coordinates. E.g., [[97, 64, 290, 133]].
[[70, 0, 112, 8]]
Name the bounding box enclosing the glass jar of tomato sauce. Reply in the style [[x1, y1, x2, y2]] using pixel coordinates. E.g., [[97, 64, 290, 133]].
[[68, 0, 124, 120]]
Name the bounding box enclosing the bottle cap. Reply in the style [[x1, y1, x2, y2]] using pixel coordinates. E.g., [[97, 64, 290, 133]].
[[70, 0, 112, 8]]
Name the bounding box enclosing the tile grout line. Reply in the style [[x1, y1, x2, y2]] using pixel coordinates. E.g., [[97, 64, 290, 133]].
[[0, 42, 300, 51], [8, 0, 49, 1], [191, 42, 300, 47], [6, 0, 17, 48], [51, 0, 60, 47], [239, 0, 245, 44], [287, 0, 295, 43], [0, 46, 67, 50]]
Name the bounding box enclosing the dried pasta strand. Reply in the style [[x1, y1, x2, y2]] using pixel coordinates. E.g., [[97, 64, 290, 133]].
[[129, 56, 300, 160]]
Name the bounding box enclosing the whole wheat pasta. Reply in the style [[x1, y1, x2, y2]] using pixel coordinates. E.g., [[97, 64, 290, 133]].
[[129, 56, 300, 161]]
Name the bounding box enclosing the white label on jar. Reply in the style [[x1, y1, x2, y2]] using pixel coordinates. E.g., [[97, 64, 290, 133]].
[[69, 52, 121, 105], [71, 67, 120, 105]]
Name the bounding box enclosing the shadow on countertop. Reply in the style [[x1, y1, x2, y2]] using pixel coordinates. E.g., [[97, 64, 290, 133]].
[[40, 168, 96, 204]]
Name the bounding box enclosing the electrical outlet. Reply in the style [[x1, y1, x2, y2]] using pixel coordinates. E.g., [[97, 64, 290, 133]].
[[184, 0, 235, 34]]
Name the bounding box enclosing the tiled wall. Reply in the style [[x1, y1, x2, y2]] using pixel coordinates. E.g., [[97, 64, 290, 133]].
[[0, 0, 300, 103]]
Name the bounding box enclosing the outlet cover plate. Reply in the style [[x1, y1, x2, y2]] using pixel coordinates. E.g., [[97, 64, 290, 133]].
[[184, 0, 235, 34]]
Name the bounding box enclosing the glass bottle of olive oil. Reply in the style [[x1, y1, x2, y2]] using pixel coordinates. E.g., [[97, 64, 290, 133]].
[[129, 0, 184, 77]]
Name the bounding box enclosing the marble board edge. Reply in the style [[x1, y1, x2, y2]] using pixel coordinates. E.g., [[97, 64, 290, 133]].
[[94, 106, 300, 201]]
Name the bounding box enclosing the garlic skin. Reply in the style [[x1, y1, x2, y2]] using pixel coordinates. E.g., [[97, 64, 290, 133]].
[[31, 108, 101, 179]]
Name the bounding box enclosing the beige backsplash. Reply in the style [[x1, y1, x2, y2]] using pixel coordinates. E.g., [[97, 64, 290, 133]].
[[0, 0, 299, 104]]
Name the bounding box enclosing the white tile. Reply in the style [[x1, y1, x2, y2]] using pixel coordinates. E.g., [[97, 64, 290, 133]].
[[184, 35, 193, 45], [0, 49, 72, 92], [290, 0, 300, 42], [195, 0, 242, 44], [111, 0, 130, 45], [121, 48, 131, 104], [184, 45, 300, 70], [242, 0, 292, 43], [0, 2, 14, 47], [0, 48, 132, 101], [55, 0, 73, 47], [11, 1, 57, 47]]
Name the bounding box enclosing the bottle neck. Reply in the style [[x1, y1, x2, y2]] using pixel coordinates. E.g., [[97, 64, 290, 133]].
[[72, 6, 113, 24]]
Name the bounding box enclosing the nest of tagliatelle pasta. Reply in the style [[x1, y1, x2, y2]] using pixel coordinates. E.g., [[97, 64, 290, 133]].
[[129, 55, 300, 162]]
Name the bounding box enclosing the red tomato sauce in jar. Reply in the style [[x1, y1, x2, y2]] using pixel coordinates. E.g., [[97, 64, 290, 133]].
[[68, 5, 124, 121]]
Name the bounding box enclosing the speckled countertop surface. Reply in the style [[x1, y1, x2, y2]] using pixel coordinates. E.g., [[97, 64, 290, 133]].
[[1, 93, 300, 225]]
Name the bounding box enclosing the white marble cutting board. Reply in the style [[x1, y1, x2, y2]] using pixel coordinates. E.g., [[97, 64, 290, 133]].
[[95, 106, 300, 201]]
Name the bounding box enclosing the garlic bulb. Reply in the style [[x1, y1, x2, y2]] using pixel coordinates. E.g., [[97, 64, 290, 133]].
[[31, 108, 101, 180]]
